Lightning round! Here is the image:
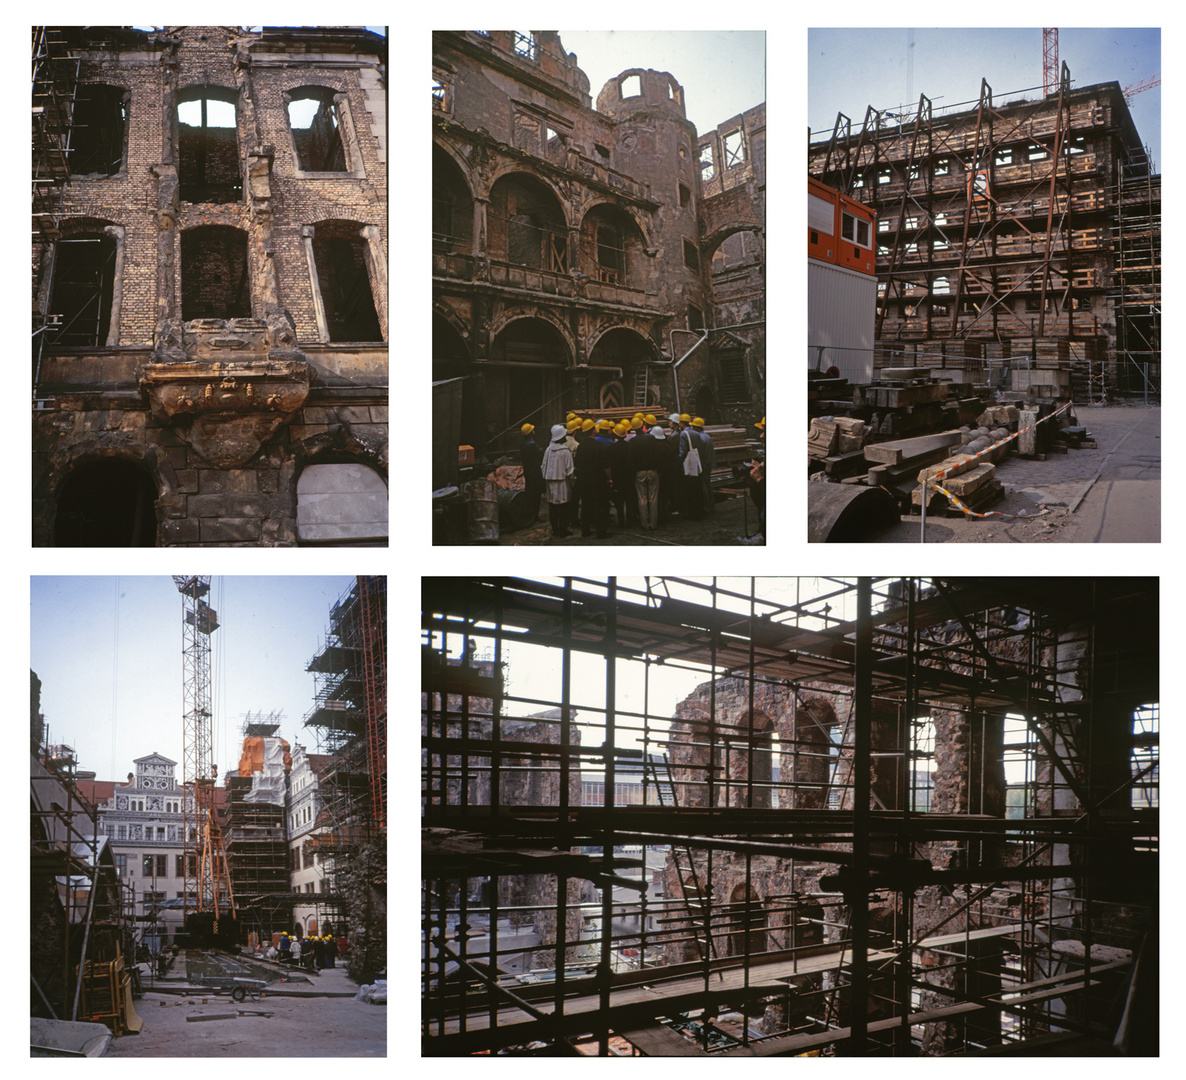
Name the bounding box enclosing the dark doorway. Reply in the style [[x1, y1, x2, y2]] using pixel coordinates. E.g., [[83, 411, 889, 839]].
[[54, 460, 157, 546]]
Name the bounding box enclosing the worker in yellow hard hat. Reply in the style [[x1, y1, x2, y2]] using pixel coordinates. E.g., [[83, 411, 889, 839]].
[[573, 413, 611, 538], [608, 421, 633, 527], [519, 422, 544, 522], [691, 418, 716, 514]]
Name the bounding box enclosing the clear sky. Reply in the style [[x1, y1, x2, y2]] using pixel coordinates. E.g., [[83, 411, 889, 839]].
[[31, 576, 358, 782], [808, 28, 1161, 172], [558, 31, 765, 136]]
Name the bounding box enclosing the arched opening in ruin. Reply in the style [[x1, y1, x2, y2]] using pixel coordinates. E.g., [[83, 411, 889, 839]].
[[487, 317, 570, 454], [177, 86, 241, 203], [488, 173, 567, 273], [726, 883, 767, 958], [589, 326, 659, 412], [71, 84, 127, 177], [578, 204, 645, 291], [180, 225, 250, 321], [53, 459, 157, 546], [296, 461, 388, 546], [432, 144, 473, 256]]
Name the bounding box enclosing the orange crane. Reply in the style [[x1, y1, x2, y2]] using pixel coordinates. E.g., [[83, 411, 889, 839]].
[[174, 576, 237, 942], [1042, 28, 1058, 96]]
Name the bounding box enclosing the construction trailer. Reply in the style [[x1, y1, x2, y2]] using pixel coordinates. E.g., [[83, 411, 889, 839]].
[[421, 577, 1158, 1056], [808, 178, 878, 384]]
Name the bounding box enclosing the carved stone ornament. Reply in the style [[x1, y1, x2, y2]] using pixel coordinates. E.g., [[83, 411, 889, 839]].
[[140, 316, 311, 467]]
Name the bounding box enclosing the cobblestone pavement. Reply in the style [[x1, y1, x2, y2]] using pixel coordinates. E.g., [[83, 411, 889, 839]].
[[867, 404, 1160, 543]]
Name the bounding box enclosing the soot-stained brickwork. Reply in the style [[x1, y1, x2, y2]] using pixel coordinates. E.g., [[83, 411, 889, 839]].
[[33, 26, 388, 546]]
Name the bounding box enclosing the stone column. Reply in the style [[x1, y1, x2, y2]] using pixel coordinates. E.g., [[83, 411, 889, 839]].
[[101, 225, 126, 347], [246, 147, 279, 318], [360, 224, 388, 341], [151, 164, 180, 327], [301, 226, 330, 343]]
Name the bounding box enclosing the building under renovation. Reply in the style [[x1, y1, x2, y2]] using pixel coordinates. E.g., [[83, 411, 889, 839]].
[[32, 26, 389, 546], [432, 31, 765, 466], [421, 577, 1158, 1056], [808, 66, 1160, 400]]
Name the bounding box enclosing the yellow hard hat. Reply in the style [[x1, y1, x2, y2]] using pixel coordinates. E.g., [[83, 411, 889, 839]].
[[598, 419, 613, 431], [679, 413, 691, 423], [692, 417, 705, 428], [630, 417, 643, 430], [566, 418, 581, 432], [755, 416, 766, 429], [644, 413, 657, 425], [521, 423, 534, 435], [581, 418, 596, 432], [566, 412, 577, 421], [614, 422, 629, 436]]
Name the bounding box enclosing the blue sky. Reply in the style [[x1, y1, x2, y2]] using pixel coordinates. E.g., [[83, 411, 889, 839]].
[[31, 576, 358, 781], [809, 28, 1160, 171]]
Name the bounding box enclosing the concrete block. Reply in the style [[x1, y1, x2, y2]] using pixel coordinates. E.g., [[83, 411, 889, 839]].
[[918, 454, 978, 483], [863, 429, 962, 465], [943, 462, 996, 496]]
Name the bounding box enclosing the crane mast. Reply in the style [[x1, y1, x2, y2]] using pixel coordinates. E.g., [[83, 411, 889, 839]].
[[174, 576, 236, 930]]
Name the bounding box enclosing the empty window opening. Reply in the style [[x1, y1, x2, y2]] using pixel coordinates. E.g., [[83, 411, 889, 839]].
[[288, 89, 347, 172], [297, 462, 388, 545], [723, 129, 745, 169], [996, 147, 1014, 166], [1027, 143, 1047, 162], [679, 182, 691, 208], [432, 145, 473, 255], [878, 167, 892, 185], [70, 85, 126, 176], [513, 32, 537, 62], [595, 225, 625, 284], [683, 238, 700, 272], [489, 174, 567, 273], [619, 74, 641, 99], [312, 224, 382, 342], [49, 233, 116, 346], [668, 80, 681, 103], [545, 126, 566, 164], [934, 158, 950, 176], [699, 142, 715, 181], [181, 225, 250, 320], [910, 716, 936, 811], [687, 302, 703, 331], [432, 78, 448, 111], [177, 91, 240, 203], [54, 460, 156, 547]]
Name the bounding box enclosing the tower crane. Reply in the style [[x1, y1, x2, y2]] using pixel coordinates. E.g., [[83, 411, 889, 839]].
[[174, 575, 237, 942]]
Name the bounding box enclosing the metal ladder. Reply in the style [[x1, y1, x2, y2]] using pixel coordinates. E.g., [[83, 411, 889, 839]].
[[645, 753, 720, 969]]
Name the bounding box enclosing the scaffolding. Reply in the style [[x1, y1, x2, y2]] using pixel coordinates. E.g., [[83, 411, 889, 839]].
[[421, 577, 1158, 1056], [809, 69, 1158, 398], [301, 576, 387, 904], [31, 737, 134, 1025]]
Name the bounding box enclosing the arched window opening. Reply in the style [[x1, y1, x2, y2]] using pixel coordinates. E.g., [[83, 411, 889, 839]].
[[312, 224, 382, 342], [432, 145, 473, 255], [54, 460, 156, 547], [177, 89, 240, 203], [488, 174, 567, 273], [297, 462, 388, 545], [71, 85, 126, 176], [50, 233, 116, 346], [726, 884, 767, 957], [288, 89, 347, 172], [181, 225, 249, 320]]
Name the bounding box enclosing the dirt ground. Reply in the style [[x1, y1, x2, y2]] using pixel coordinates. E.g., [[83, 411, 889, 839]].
[[822, 404, 1160, 544], [498, 490, 764, 546], [103, 960, 385, 1058]]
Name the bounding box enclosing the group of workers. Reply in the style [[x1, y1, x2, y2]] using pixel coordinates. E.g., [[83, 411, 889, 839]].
[[518, 411, 765, 541], [277, 930, 339, 970]]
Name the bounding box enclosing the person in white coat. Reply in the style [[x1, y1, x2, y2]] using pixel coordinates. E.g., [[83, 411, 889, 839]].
[[540, 423, 574, 538]]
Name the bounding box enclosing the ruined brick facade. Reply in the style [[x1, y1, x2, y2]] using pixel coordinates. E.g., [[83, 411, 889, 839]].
[[432, 31, 764, 459], [33, 27, 388, 546]]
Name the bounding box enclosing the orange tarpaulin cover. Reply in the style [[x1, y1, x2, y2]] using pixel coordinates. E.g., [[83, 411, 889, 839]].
[[238, 736, 292, 776]]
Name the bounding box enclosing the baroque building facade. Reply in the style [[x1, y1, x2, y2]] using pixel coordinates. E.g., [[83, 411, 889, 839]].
[[432, 31, 765, 461], [33, 26, 388, 546]]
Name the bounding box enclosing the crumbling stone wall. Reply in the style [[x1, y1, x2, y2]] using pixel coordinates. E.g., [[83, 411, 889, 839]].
[[33, 26, 387, 546]]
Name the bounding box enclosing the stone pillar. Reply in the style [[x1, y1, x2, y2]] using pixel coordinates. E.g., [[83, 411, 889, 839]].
[[101, 225, 126, 347], [360, 224, 388, 341], [301, 226, 330, 343], [151, 164, 179, 326], [246, 147, 279, 318]]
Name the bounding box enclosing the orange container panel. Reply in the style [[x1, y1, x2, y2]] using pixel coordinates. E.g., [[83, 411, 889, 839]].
[[836, 193, 877, 275], [808, 177, 840, 265]]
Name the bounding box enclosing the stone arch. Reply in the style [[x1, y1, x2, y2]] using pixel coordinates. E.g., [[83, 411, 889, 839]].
[[577, 197, 654, 264], [487, 171, 570, 268], [433, 141, 474, 256], [588, 325, 659, 412], [793, 694, 839, 810], [38, 438, 178, 547], [305, 219, 385, 342], [292, 426, 387, 545], [488, 309, 575, 361], [485, 316, 573, 453], [725, 882, 767, 958]]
